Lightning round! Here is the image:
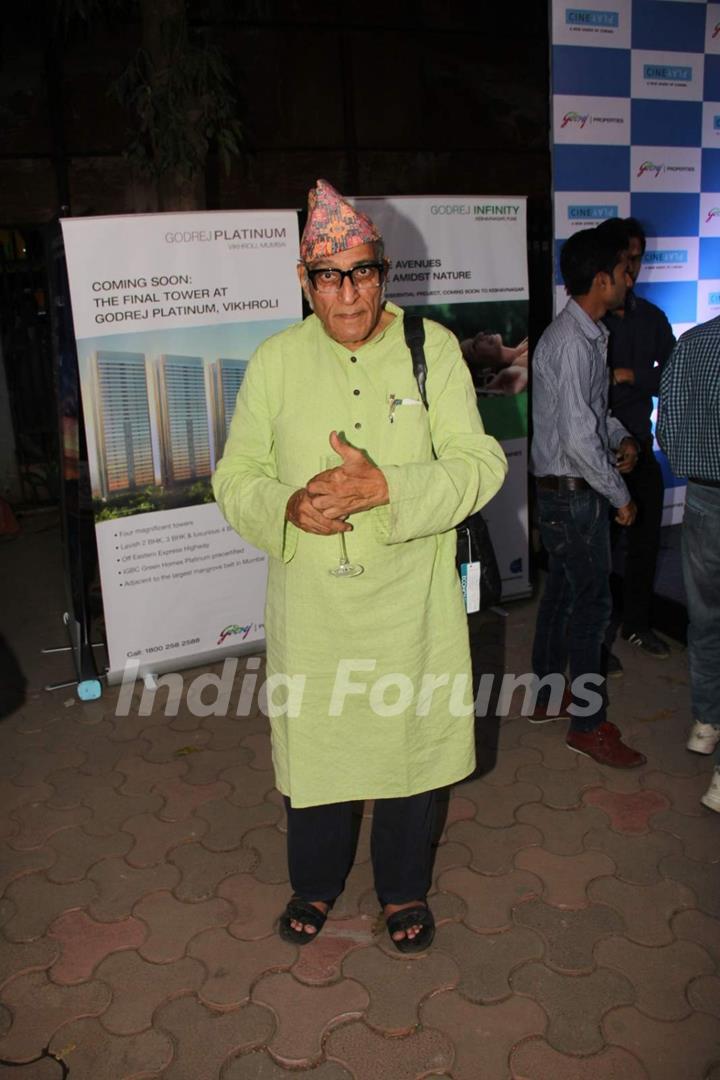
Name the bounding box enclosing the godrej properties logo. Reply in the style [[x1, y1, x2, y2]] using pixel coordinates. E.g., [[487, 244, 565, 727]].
[[637, 161, 664, 179], [217, 623, 256, 646], [705, 208, 720, 225], [713, 21, 720, 39], [561, 111, 589, 129]]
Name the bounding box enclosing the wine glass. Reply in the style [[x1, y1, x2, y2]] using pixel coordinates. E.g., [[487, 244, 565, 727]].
[[321, 455, 364, 577]]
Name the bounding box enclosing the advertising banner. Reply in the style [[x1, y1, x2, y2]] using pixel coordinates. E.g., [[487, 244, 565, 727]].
[[351, 195, 530, 599], [60, 211, 301, 683], [550, 0, 720, 525]]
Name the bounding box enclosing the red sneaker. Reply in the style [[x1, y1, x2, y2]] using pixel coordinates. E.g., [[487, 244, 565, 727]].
[[527, 687, 573, 725], [566, 721, 646, 768]]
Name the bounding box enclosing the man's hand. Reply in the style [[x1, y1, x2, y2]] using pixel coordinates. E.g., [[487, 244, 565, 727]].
[[612, 367, 635, 385], [285, 488, 350, 535], [306, 431, 389, 520], [615, 499, 637, 526], [616, 437, 639, 474]]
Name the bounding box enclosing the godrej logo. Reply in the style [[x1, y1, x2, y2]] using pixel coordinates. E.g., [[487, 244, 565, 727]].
[[713, 21, 720, 39], [561, 111, 589, 129], [637, 161, 664, 179], [705, 208, 720, 224], [217, 623, 255, 646]]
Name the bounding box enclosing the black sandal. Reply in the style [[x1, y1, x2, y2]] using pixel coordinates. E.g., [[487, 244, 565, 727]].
[[278, 897, 330, 945], [385, 902, 435, 954]]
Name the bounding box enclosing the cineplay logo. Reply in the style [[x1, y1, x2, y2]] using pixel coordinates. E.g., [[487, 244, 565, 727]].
[[708, 291, 720, 306], [644, 249, 688, 268], [567, 204, 618, 223], [565, 8, 619, 29], [644, 63, 693, 86]]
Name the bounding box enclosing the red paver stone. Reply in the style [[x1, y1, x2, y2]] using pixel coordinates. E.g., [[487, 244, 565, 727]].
[[134, 890, 233, 963], [87, 857, 180, 921], [96, 951, 205, 1034], [292, 916, 374, 985], [184, 746, 252, 785], [582, 788, 670, 834], [447, 820, 542, 874], [516, 761, 601, 809], [514, 849, 615, 908], [342, 945, 459, 1034], [0, 843, 55, 894], [515, 803, 607, 855], [46, 768, 124, 809], [520, 728, 580, 771], [604, 1006, 720, 1080], [511, 1038, 649, 1080], [513, 898, 624, 973], [8, 802, 92, 851], [421, 989, 547, 1080], [114, 754, 187, 796], [439, 866, 541, 931], [12, 748, 85, 788], [440, 795, 477, 839], [241, 733, 273, 772], [2, 874, 97, 942], [596, 937, 714, 1019], [583, 826, 682, 885], [0, 937, 59, 991], [430, 889, 466, 925], [225, 1051, 352, 1079], [0, 970, 109, 1062], [325, 1018, 452, 1079], [253, 971, 368, 1066], [155, 777, 231, 821], [201, 715, 252, 752], [689, 973, 720, 1017], [189, 926, 295, 1007], [45, 826, 132, 883], [221, 875, 290, 940], [434, 921, 543, 1001], [587, 876, 696, 945], [652, 808, 720, 863], [642, 770, 708, 817], [122, 811, 207, 867], [222, 766, 276, 808], [196, 799, 273, 852], [155, 993, 275, 1079], [169, 841, 258, 901], [49, 1016, 172, 1078], [82, 788, 163, 837], [48, 910, 146, 985], [77, 734, 150, 777], [332, 860, 376, 919], [660, 854, 720, 917], [510, 962, 633, 1055], [482, 747, 543, 786], [242, 827, 289, 884], [672, 908, 720, 966], [142, 725, 211, 763], [464, 779, 542, 827]]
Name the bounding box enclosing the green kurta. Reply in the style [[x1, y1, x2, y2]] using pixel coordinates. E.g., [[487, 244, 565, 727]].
[[212, 302, 507, 807]]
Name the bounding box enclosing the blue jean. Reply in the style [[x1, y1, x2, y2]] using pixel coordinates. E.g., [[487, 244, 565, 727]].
[[682, 482, 720, 763], [532, 487, 611, 732]]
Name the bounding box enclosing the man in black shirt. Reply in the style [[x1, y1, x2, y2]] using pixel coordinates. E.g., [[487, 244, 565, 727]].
[[602, 218, 675, 667]]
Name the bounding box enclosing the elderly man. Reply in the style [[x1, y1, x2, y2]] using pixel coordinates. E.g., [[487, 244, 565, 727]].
[[213, 180, 507, 951]]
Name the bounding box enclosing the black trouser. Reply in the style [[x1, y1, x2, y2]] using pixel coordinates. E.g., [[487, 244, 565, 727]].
[[284, 790, 436, 907], [609, 444, 664, 637]]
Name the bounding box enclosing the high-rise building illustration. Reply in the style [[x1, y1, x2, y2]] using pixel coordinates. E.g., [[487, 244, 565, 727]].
[[156, 355, 213, 484], [211, 358, 248, 457], [91, 350, 156, 498]]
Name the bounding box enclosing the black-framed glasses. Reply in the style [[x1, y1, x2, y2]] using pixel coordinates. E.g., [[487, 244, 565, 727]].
[[305, 262, 385, 293]]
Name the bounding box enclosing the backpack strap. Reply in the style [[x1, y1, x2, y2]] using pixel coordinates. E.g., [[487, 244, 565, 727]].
[[403, 314, 429, 410]]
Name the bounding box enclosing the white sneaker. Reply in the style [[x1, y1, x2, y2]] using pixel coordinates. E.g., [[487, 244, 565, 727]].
[[700, 769, 720, 813], [686, 721, 720, 755]]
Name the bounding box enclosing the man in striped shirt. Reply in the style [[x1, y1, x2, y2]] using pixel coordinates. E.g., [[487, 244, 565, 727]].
[[658, 317, 720, 812], [528, 224, 645, 768]]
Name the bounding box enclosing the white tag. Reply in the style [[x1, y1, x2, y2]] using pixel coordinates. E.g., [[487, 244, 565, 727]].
[[460, 561, 481, 614]]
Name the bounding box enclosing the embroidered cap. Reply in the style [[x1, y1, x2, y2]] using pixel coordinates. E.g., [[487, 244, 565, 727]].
[[300, 178, 381, 263]]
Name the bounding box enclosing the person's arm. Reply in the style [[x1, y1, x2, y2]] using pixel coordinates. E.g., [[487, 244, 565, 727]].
[[212, 342, 304, 562], [552, 341, 630, 508], [374, 329, 508, 544]]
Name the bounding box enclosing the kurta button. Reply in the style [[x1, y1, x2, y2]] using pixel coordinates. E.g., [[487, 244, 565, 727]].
[[350, 356, 357, 363], [354, 422, 362, 429], [353, 388, 360, 395]]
